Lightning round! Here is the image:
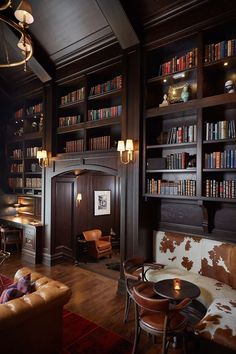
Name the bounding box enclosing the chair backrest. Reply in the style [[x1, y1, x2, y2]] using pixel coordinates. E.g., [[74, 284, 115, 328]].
[[133, 284, 170, 313], [123, 257, 145, 281], [83, 229, 102, 241]]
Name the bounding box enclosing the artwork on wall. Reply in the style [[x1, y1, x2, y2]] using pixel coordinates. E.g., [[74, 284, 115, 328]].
[[94, 190, 111, 216]]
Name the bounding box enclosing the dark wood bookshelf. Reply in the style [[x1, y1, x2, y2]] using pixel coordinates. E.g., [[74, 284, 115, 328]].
[[85, 116, 121, 129], [146, 142, 197, 149], [58, 99, 85, 110], [146, 100, 200, 118], [88, 88, 122, 101], [203, 169, 236, 172], [147, 67, 197, 84], [146, 169, 197, 173], [203, 138, 236, 144], [57, 122, 85, 134], [25, 112, 43, 120]]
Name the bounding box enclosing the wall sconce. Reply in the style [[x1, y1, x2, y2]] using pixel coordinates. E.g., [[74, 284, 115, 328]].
[[76, 193, 82, 207], [36, 150, 48, 168], [117, 139, 134, 164]]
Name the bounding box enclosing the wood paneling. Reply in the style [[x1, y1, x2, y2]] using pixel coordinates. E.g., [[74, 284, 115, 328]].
[[52, 176, 76, 254]]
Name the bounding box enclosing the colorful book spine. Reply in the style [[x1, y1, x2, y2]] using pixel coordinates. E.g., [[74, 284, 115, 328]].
[[160, 48, 198, 76]]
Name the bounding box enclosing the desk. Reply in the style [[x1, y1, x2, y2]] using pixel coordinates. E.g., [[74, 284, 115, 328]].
[[154, 278, 200, 301], [0, 216, 43, 264]]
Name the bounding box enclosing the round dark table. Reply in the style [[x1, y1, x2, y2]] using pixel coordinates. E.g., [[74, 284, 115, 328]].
[[153, 278, 201, 301]]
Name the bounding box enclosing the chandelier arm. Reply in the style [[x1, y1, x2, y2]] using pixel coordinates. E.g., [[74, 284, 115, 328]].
[[0, 1, 11, 11], [0, 14, 33, 68]]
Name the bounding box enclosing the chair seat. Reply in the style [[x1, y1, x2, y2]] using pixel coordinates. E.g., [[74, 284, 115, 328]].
[[96, 240, 111, 251], [141, 311, 187, 331]]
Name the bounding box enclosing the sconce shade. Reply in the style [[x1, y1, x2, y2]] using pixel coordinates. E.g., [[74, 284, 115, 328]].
[[15, 0, 34, 24], [125, 139, 134, 151], [77, 193, 82, 202], [117, 140, 125, 152], [36, 150, 47, 159]]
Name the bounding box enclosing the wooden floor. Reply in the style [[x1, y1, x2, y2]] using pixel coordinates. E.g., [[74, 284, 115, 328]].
[[0, 254, 223, 354]]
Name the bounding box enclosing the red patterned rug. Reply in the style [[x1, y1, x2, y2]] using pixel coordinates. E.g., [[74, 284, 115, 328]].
[[62, 310, 132, 354]]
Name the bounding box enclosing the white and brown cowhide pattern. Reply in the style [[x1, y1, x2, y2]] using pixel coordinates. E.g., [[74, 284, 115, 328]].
[[201, 239, 236, 289], [153, 231, 202, 274], [195, 298, 236, 351]]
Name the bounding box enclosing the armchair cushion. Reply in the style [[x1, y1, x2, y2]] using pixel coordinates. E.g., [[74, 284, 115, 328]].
[[96, 240, 111, 251]]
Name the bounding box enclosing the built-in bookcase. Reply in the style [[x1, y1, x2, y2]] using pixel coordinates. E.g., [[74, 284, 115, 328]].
[[56, 62, 123, 156], [6, 92, 44, 219], [144, 20, 236, 203]]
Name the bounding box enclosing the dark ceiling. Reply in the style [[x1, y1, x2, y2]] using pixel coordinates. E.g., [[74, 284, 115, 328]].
[[0, 0, 235, 102]]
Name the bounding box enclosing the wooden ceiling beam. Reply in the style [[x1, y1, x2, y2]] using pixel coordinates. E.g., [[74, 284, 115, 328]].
[[95, 0, 139, 49], [3, 24, 54, 83]]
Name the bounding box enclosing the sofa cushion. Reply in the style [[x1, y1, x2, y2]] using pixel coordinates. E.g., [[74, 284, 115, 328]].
[[195, 298, 236, 351], [154, 231, 202, 274], [96, 240, 111, 251], [0, 287, 24, 304]]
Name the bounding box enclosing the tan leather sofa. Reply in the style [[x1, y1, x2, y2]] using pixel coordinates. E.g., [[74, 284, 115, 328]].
[[0, 267, 72, 354]]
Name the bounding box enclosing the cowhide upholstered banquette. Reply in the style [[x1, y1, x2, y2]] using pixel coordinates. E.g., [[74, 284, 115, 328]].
[[146, 231, 236, 351]]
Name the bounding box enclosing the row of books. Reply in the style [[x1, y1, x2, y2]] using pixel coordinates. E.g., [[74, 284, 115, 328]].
[[205, 120, 236, 140], [10, 163, 23, 173], [11, 149, 23, 159], [166, 152, 192, 169], [25, 178, 42, 188], [159, 48, 198, 76], [88, 105, 122, 121], [58, 115, 81, 127], [15, 108, 24, 119], [147, 178, 196, 196], [204, 150, 236, 169], [89, 136, 111, 151], [167, 125, 197, 144], [205, 39, 236, 63], [60, 87, 85, 105], [205, 179, 236, 198], [89, 75, 122, 96], [26, 103, 43, 115], [65, 139, 84, 153], [8, 177, 23, 188], [26, 146, 42, 158]]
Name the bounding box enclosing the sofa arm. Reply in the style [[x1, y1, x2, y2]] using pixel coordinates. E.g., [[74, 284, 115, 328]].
[[0, 267, 72, 331]]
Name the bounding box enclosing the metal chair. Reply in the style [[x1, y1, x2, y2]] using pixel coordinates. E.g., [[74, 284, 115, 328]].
[[123, 256, 164, 322], [132, 283, 191, 354]]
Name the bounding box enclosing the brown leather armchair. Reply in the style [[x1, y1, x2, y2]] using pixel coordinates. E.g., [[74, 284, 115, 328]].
[[82, 229, 112, 260]]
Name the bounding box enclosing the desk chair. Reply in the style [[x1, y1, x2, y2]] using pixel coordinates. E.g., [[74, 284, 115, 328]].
[[0, 226, 22, 252]]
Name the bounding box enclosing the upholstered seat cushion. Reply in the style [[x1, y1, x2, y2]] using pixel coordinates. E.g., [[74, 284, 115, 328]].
[[194, 298, 236, 351], [96, 240, 111, 251], [146, 267, 236, 308], [140, 310, 187, 331]]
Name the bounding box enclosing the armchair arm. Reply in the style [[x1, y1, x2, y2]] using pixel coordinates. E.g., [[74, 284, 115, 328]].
[[99, 236, 111, 242]]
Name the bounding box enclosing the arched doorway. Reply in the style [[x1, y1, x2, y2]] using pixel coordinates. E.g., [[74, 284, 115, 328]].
[[50, 168, 121, 278]]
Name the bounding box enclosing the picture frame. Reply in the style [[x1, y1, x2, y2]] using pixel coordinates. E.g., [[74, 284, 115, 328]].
[[94, 190, 111, 216], [167, 82, 190, 104]]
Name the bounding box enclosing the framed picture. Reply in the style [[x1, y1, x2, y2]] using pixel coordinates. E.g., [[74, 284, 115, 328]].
[[167, 82, 190, 104], [94, 190, 111, 216]]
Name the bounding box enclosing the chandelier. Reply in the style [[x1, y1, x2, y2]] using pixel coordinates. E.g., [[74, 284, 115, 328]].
[[0, 0, 34, 70]]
